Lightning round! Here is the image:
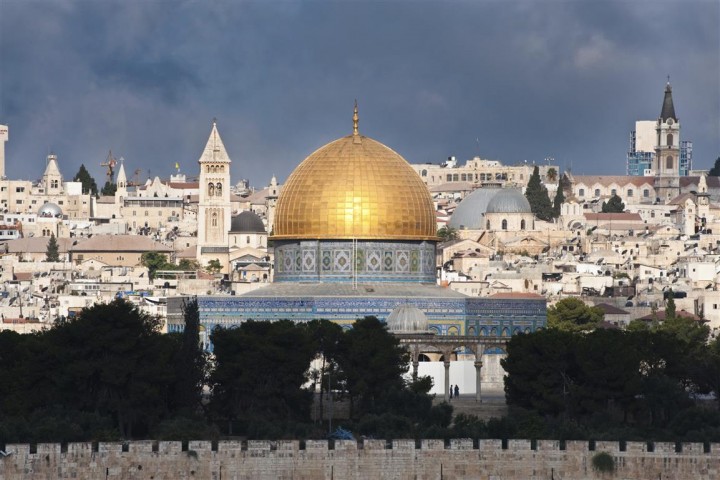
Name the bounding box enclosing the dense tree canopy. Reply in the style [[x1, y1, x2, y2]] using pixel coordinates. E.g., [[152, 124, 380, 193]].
[[336, 316, 410, 418], [0, 299, 208, 442], [209, 320, 316, 437], [547, 297, 604, 332], [502, 327, 717, 436]]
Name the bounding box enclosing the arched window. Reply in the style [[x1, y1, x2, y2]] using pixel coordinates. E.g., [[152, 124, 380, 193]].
[[421, 169, 427, 177], [486, 220, 491, 230], [211, 212, 218, 227], [643, 189, 650, 198], [666, 156, 673, 169], [452, 174, 459, 182], [246, 236, 250, 244], [594, 189, 600, 197], [627, 189, 633, 197], [667, 133, 673, 147], [611, 189, 617, 196], [520, 219, 526, 230], [216, 183, 222, 196], [501, 219, 508, 230], [579, 188, 585, 197], [208, 183, 214, 196]]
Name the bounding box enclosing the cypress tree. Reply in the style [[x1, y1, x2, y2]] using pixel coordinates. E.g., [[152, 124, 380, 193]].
[[525, 166, 553, 221], [552, 180, 565, 219], [73, 164, 98, 196], [45, 233, 60, 262]]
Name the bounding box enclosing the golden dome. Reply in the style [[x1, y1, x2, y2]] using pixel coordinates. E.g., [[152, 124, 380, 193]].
[[273, 132, 437, 241]]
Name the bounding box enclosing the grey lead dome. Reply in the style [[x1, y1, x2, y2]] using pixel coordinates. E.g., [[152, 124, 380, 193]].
[[485, 188, 531, 214], [230, 211, 266, 233], [448, 188, 500, 230]]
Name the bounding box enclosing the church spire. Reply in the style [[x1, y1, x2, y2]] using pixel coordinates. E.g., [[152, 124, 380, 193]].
[[198, 119, 231, 164], [660, 80, 677, 122], [116, 158, 127, 188]]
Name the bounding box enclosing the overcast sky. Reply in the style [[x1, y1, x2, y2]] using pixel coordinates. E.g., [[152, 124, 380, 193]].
[[1, 0, 718, 187]]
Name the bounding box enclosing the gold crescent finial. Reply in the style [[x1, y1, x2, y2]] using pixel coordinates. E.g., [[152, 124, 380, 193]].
[[353, 100, 359, 136]]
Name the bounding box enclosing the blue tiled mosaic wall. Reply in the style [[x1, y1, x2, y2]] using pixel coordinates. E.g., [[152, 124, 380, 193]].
[[273, 240, 436, 283]]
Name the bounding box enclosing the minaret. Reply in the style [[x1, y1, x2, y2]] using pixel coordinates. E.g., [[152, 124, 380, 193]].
[[696, 173, 710, 229], [267, 175, 279, 233], [654, 81, 681, 202], [0, 125, 7, 179], [197, 119, 232, 264], [115, 159, 127, 201], [42, 153, 63, 196]]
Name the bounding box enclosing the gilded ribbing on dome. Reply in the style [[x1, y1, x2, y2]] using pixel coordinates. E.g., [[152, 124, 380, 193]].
[[272, 135, 437, 241]]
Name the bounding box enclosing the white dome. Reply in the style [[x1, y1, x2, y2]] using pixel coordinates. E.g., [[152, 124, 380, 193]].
[[386, 304, 431, 334]]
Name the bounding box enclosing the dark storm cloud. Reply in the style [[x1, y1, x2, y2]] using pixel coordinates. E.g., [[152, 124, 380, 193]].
[[0, 0, 717, 186]]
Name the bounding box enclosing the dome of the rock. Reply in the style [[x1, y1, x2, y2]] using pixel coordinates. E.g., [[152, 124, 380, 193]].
[[272, 130, 436, 241]]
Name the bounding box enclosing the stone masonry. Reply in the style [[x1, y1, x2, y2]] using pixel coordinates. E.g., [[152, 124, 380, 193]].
[[1, 439, 718, 479]]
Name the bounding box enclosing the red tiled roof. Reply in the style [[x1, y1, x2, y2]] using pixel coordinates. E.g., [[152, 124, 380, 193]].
[[168, 182, 199, 189], [572, 175, 655, 187]]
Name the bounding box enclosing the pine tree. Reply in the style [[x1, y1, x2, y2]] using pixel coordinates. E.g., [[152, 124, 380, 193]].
[[601, 194, 625, 213], [709, 157, 720, 176], [73, 164, 98, 196], [101, 181, 117, 196], [525, 166, 553, 221], [45, 233, 60, 262]]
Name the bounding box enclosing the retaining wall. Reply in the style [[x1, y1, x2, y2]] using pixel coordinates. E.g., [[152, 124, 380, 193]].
[[1, 439, 718, 479]]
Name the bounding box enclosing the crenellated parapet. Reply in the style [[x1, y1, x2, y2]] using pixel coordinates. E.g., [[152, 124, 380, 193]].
[[1, 438, 719, 479]]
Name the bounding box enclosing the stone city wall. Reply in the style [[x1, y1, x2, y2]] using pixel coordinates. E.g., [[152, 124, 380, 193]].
[[1, 438, 718, 479]]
